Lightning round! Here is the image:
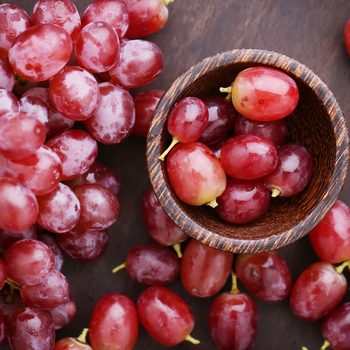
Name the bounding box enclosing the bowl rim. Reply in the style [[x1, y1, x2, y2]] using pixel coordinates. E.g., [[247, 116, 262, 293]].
[[146, 48, 350, 253]]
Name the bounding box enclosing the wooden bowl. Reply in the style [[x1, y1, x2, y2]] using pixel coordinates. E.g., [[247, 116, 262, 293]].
[[146, 49, 349, 253]]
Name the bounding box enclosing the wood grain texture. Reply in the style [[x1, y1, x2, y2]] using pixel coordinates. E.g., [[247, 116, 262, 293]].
[[3, 1, 350, 350], [147, 49, 349, 253]]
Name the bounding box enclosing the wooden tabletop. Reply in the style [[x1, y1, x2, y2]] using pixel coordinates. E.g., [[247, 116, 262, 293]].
[[6, 1, 350, 349]]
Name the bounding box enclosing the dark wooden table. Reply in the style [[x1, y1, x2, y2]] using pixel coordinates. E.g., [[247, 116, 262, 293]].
[[6, 1, 350, 349]]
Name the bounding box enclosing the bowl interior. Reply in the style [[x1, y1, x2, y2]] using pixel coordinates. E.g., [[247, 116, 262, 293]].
[[147, 49, 349, 253]]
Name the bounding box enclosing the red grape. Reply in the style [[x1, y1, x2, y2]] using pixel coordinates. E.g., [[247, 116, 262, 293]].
[[345, 19, 350, 56], [137, 286, 199, 346], [264, 143, 313, 197], [20, 96, 49, 126], [32, 0, 81, 41], [49, 300, 76, 330], [116, 243, 180, 286], [9, 24, 72, 82], [0, 112, 46, 161], [49, 66, 100, 121], [0, 89, 19, 116], [81, 0, 129, 38], [37, 183, 81, 233], [89, 293, 139, 350], [0, 308, 4, 345], [21, 270, 70, 309], [133, 90, 164, 137], [142, 188, 188, 247], [67, 162, 121, 195], [75, 22, 120, 73], [221, 135, 278, 179], [0, 4, 31, 58], [322, 302, 350, 350], [57, 228, 108, 261], [6, 307, 55, 350], [0, 226, 37, 255], [74, 184, 119, 230], [235, 252, 292, 301], [0, 259, 6, 290], [230, 66, 299, 121], [38, 233, 64, 271], [0, 58, 14, 90], [234, 113, 288, 146], [22, 87, 51, 106], [5, 239, 54, 286], [216, 179, 270, 224], [54, 338, 92, 350], [46, 129, 98, 181], [0, 179, 38, 233], [166, 142, 227, 206], [85, 83, 135, 144], [309, 200, 350, 264], [200, 96, 236, 145], [109, 40, 164, 89], [290, 262, 347, 321], [126, 0, 170, 38], [181, 239, 233, 297]]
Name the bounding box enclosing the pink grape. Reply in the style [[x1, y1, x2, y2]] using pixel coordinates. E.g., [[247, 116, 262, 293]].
[[0, 58, 14, 90], [0, 89, 19, 116]]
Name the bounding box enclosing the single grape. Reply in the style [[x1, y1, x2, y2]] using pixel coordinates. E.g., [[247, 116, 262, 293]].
[[137, 286, 199, 346], [23, 87, 51, 107], [126, 0, 170, 38], [199, 96, 236, 145], [0, 179, 38, 233], [133, 90, 164, 137], [37, 183, 81, 234], [49, 300, 77, 330], [0, 112, 46, 161], [115, 243, 180, 286], [20, 96, 49, 126], [85, 83, 135, 144], [230, 66, 299, 121], [9, 24, 72, 82], [32, 0, 81, 41], [344, 19, 350, 56], [46, 129, 98, 181], [0, 4, 31, 58], [216, 179, 270, 224], [0, 58, 14, 90], [109, 40, 164, 89], [67, 162, 121, 195], [6, 307, 55, 350], [0, 308, 4, 345], [290, 261, 347, 321], [38, 233, 64, 271], [89, 293, 138, 350], [166, 142, 227, 206], [234, 113, 288, 146], [264, 143, 313, 197], [57, 228, 108, 261], [322, 302, 350, 350], [54, 337, 92, 350], [0, 259, 6, 290], [81, 0, 129, 38], [221, 135, 278, 179], [5, 239, 54, 286], [0, 226, 37, 255], [0, 89, 20, 116], [235, 251, 292, 301], [75, 22, 120, 73], [142, 188, 188, 247], [309, 200, 350, 264], [49, 66, 100, 121], [74, 184, 119, 231], [181, 239, 233, 297]]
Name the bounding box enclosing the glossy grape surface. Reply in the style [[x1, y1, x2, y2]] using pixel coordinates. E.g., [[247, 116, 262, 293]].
[[9, 24, 72, 82], [309, 200, 350, 263], [137, 286, 195, 346], [20, 96, 49, 126], [0, 58, 14, 90], [89, 293, 139, 350], [0, 89, 19, 116], [54, 338, 92, 350], [166, 142, 226, 206], [49, 300, 76, 330], [345, 19, 350, 56], [235, 252, 292, 301], [38, 233, 64, 271], [231, 66, 299, 121]]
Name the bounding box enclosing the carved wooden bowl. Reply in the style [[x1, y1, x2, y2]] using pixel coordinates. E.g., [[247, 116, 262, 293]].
[[146, 49, 349, 253]]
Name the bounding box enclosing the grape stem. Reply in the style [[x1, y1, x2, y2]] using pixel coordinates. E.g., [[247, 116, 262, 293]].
[[230, 272, 240, 294], [335, 260, 350, 274], [164, 0, 174, 5], [159, 137, 179, 161], [219, 86, 232, 94], [112, 263, 126, 274], [301, 347, 309, 350], [77, 328, 89, 344], [185, 334, 200, 345], [207, 199, 218, 208], [4, 278, 21, 304], [271, 188, 281, 197], [172, 243, 182, 258], [320, 340, 330, 350]]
